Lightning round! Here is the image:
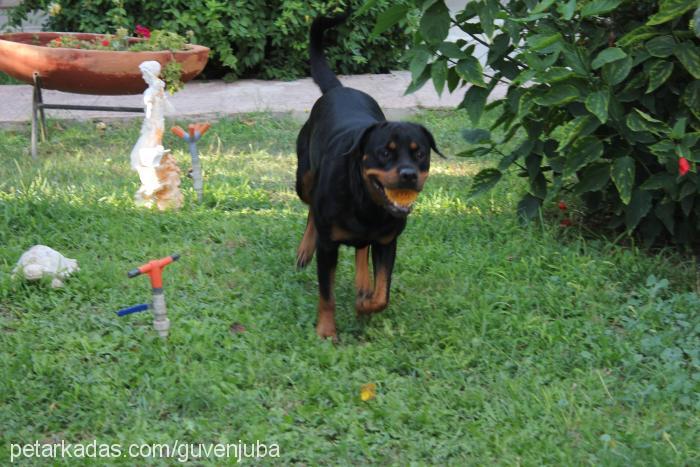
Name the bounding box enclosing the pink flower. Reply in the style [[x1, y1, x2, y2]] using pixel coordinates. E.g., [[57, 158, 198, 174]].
[[560, 218, 573, 227], [678, 157, 690, 176], [558, 201, 567, 211], [135, 24, 151, 39], [101, 39, 110, 46]]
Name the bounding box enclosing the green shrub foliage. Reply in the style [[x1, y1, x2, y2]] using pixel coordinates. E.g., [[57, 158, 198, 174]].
[[374, 0, 700, 248], [9, 0, 413, 80]]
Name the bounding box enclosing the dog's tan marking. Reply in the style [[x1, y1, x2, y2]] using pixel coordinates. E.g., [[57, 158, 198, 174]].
[[355, 247, 371, 298], [330, 225, 353, 242], [356, 266, 389, 315], [300, 170, 315, 204], [317, 296, 337, 340], [296, 211, 316, 268], [317, 265, 337, 340], [410, 141, 418, 150], [377, 232, 397, 245], [364, 167, 399, 187], [388, 141, 397, 150], [418, 170, 429, 189]]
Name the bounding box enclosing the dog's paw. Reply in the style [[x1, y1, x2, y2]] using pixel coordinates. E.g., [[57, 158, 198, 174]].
[[355, 296, 388, 315], [316, 322, 338, 342], [296, 250, 313, 269]]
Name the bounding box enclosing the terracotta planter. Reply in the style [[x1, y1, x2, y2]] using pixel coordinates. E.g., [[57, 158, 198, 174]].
[[0, 32, 209, 95]]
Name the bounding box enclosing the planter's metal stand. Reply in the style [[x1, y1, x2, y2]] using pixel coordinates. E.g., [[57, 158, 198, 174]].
[[30, 73, 144, 159]]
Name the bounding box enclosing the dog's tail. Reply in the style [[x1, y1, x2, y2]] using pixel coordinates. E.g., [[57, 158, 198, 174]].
[[309, 12, 350, 94]]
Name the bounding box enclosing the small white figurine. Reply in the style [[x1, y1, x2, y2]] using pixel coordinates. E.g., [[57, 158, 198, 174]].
[[13, 245, 79, 288], [130, 61, 182, 210]]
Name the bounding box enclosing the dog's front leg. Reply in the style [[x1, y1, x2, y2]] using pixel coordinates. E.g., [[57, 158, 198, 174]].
[[316, 243, 339, 340], [354, 246, 372, 304], [356, 239, 396, 315]]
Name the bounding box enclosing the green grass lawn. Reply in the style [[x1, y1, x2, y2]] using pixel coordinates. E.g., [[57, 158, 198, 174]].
[[0, 111, 698, 465], [0, 72, 21, 85]]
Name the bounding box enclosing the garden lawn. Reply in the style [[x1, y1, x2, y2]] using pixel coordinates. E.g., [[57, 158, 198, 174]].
[[0, 111, 698, 465]]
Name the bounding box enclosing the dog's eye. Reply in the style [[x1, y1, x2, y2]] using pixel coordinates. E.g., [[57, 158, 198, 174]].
[[415, 151, 425, 160], [380, 149, 392, 161]]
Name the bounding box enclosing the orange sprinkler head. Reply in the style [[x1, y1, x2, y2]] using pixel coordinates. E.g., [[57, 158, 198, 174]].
[[127, 254, 180, 290], [171, 126, 187, 139], [188, 122, 211, 139]]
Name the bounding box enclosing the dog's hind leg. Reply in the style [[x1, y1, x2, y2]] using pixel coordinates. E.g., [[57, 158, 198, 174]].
[[356, 240, 396, 315], [316, 243, 339, 340], [296, 210, 317, 269]]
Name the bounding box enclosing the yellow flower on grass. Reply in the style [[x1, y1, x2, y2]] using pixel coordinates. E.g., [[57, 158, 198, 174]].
[[360, 383, 376, 401], [48, 2, 62, 16]]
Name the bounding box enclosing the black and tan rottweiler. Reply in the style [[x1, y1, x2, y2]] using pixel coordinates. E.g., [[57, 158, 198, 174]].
[[295, 13, 443, 340]]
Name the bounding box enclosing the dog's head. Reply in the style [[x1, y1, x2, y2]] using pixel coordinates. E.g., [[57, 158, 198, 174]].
[[347, 122, 443, 218]]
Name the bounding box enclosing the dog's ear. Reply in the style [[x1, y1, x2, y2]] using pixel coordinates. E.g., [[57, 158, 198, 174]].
[[342, 122, 382, 158], [419, 125, 445, 158]]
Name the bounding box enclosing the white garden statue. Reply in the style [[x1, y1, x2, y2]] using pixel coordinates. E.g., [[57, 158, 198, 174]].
[[130, 60, 183, 210], [13, 245, 79, 288]]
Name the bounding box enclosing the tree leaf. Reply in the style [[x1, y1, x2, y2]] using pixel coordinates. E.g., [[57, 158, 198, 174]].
[[371, 4, 411, 37], [561, 43, 591, 76], [646, 60, 674, 93], [647, 0, 697, 26], [581, 0, 622, 18], [671, 117, 687, 139], [625, 189, 653, 231], [555, 115, 601, 150], [536, 67, 576, 83], [459, 85, 490, 124], [487, 34, 511, 65], [602, 56, 633, 85], [404, 67, 432, 95], [462, 128, 491, 144], [517, 193, 542, 222], [683, 80, 700, 108], [499, 140, 535, 171], [574, 162, 611, 194], [455, 56, 486, 87], [618, 25, 659, 47], [356, 0, 379, 17], [527, 32, 563, 51], [674, 42, 700, 79], [468, 168, 502, 197], [565, 136, 604, 175], [447, 66, 461, 92], [409, 46, 431, 81], [534, 84, 580, 106], [611, 156, 635, 204], [456, 146, 492, 158], [420, 1, 451, 44], [585, 90, 610, 123], [591, 47, 627, 70], [641, 172, 676, 190], [626, 108, 669, 134], [531, 0, 558, 14], [439, 42, 467, 59], [646, 35, 676, 57], [654, 201, 675, 234], [476, 0, 499, 38], [431, 59, 447, 96], [557, 0, 577, 20]]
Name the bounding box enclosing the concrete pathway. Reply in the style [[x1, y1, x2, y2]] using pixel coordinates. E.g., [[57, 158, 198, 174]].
[[0, 71, 507, 126]]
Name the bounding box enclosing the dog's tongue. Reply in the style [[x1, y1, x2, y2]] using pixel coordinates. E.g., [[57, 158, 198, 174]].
[[385, 188, 419, 207]]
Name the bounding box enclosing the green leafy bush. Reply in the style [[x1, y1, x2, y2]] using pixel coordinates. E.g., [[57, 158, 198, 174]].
[[9, 0, 414, 80], [375, 0, 700, 248]]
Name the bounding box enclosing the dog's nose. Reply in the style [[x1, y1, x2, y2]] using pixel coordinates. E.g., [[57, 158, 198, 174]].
[[399, 167, 418, 184]]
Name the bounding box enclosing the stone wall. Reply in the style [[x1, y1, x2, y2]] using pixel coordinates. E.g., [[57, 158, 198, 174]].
[[0, 0, 46, 32]]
